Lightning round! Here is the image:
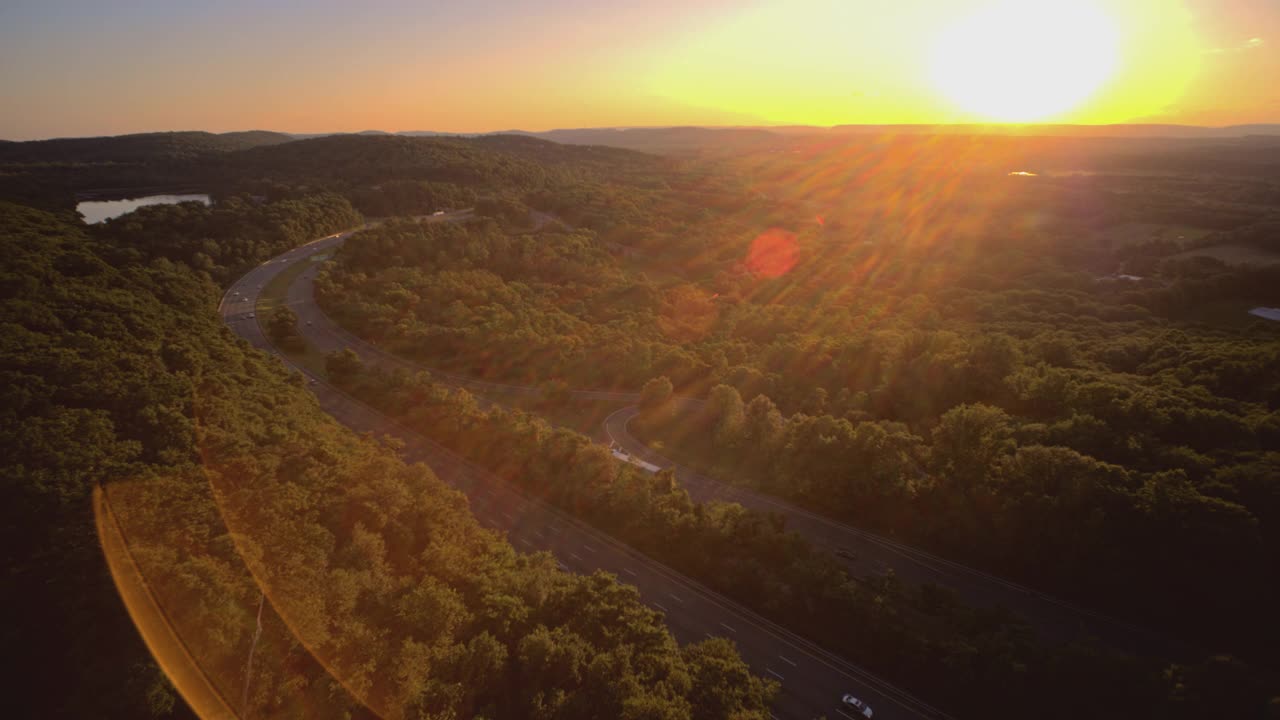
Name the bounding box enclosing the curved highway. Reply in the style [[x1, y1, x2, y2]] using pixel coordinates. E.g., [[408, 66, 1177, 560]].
[[270, 227, 1178, 662], [220, 227, 949, 720]]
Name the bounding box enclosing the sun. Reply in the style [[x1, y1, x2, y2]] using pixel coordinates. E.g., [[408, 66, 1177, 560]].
[[929, 0, 1120, 122]]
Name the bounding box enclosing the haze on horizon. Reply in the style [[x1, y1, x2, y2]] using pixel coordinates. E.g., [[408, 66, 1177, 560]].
[[2, 0, 1278, 140]]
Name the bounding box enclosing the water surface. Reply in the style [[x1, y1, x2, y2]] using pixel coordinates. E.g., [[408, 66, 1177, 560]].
[[77, 194, 211, 224]]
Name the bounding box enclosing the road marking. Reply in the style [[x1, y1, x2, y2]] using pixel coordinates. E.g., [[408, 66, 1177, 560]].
[[653, 602, 668, 612], [623, 568, 638, 576], [519, 538, 532, 547], [501, 512, 515, 522], [533, 529, 546, 538], [669, 593, 684, 604], [766, 668, 784, 681], [719, 622, 737, 634], [549, 525, 563, 534], [582, 544, 597, 553], [779, 655, 797, 667], [569, 553, 582, 561]]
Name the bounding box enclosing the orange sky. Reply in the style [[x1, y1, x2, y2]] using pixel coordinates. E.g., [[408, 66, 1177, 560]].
[[1, 0, 1277, 139]]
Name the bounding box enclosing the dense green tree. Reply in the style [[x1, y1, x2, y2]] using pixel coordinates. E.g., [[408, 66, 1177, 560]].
[[929, 403, 1015, 495], [326, 348, 364, 385], [266, 306, 303, 351]]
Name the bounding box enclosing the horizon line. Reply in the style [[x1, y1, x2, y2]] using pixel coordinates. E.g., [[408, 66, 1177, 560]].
[[8, 120, 1280, 144]]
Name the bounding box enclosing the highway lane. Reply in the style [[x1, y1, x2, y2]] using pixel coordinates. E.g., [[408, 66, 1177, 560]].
[[221, 234, 949, 720], [273, 233, 1177, 661]]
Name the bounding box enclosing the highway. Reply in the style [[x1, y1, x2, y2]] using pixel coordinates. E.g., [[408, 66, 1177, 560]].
[[270, 228, 1177, 662], [220, 227, 950, 720]]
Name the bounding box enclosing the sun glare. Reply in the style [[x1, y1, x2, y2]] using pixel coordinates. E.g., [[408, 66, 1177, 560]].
[[930, 0, 1120, 122]]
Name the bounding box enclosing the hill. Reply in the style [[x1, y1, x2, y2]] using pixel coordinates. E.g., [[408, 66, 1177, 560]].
[[0, 130, 294, 164], [214, 133, 666, 193], [217, 133, 548, 187], [514, 126, 785, 154]]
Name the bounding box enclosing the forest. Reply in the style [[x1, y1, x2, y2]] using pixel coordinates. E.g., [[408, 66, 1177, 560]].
[[290, 135, 1280, 715], [4, 130, 1280, 717], [311, 160, 1280, 662], [1, 188, 773, 718], [319, 346, 1279, 719]]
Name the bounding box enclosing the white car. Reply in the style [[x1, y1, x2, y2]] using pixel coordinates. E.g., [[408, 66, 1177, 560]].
[[842, 694, 872, 718], [247, 313, 255, 319]]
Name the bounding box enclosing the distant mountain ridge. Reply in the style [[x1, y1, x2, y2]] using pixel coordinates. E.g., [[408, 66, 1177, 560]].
[[207, 132, 660, 189], [346, 123, 1280, 155], [6, 123, 1280, 167], [0, 130, 294, 164]]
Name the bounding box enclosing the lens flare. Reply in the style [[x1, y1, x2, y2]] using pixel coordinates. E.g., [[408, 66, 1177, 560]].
[[746, 228, 799, 278]]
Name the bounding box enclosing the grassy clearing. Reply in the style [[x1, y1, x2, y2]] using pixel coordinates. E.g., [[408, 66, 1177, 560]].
[[255, 252, 332, 378]]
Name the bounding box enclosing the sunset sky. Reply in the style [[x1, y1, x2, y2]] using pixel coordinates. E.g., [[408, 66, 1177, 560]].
[[2, 0, 1278, 140]]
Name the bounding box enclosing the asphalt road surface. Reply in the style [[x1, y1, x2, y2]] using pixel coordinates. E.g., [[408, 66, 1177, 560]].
[[221, 226, 949, 720]]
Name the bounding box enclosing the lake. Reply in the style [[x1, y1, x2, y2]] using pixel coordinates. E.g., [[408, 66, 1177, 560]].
[[77, 193, 211, 224]]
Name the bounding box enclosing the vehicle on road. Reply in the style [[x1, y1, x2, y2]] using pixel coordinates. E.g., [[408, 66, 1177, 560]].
[[842, 694, 873, 718], [835, 547, 858, 561], [608, 442, 661, 473], [247, 313, 255, 319]]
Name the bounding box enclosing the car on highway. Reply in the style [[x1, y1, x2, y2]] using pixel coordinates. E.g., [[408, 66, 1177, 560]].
[[842, 694, 872, 718], [247, 313, 255, 319], [835, 547, 858, 561]]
